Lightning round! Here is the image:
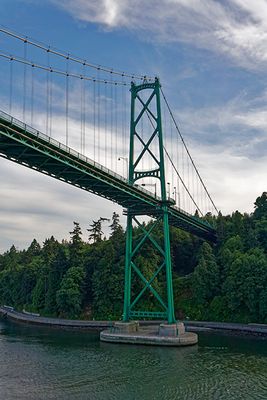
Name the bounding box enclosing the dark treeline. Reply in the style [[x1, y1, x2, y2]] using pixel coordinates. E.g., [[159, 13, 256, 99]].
[[0, 192, 267, 323]]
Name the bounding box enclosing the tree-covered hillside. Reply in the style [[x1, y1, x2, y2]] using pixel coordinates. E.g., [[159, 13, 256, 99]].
[[0, 193, 267, 323]]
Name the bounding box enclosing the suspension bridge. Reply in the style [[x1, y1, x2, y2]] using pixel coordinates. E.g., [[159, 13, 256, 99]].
[[0, 27, 218, 324]]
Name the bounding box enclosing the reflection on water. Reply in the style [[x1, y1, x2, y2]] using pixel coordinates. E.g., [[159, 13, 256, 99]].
[[0, 320, 267, 399]]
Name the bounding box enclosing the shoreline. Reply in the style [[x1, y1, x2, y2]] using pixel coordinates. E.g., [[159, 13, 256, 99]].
[[1, 306, 267, 336]]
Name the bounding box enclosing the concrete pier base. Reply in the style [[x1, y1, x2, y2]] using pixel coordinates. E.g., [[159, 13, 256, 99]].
[[159, 322, 185, 337], [100, 322, 198, 347], [113, 321, 139, 333]]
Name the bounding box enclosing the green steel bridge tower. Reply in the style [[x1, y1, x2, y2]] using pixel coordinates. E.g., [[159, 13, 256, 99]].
[[123, 78, 176, 324], [0, 27, 217, 326]]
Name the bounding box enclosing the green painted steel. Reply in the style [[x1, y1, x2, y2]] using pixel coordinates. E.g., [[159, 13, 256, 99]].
[[129, 311, 167, 319], [123, 78, 177, 324], [0, 98, 217, 324], [0, 110, 216, 241]]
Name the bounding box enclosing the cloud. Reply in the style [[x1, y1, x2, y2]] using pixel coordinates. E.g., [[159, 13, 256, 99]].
[[191, 144, 267, 215], [49, 0, 267, 70], [168, 88, 267, 160], [0, 157, 123, 252], [1, 15, 267, 253]]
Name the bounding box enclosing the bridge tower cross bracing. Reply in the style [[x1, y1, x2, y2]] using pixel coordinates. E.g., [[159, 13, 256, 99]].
[[123, 78, 176, 324]]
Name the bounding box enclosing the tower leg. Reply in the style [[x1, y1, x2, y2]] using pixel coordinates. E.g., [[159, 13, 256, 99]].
[[163, 208, 176, 324], [123, 214, 132, 322]]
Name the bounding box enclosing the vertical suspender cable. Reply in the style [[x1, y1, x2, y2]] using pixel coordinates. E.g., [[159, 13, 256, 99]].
[[170, 110, 174, 199], [31, 65, 34, 126], [93, 80, 96, 161], [181, 141, 185, 210], [141, 96, 144, 172], [97, 68, 100, 163], [115, 82, 118, 173], [80, 76, 83, 153], [23, 39, 27, 122], [49, 68, 53, 137], [104, 81, 107, 168], [9, 58, 13, 114], [84, 73, 87, 156], [110, 74, 113, 171], [192, 163, 195, 214], [80, 62, 86, 154], [66, 55, 69, 147], [82, 63, 86, 154], [161, 89, 218, 215], [163, 96, 168, 190], [46, 49, 50, 135], [121, 78, 127, 178]]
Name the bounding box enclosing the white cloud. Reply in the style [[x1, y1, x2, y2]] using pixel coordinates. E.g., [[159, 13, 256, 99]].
[[50, 0, 267, 70], [169, 88, 267, 160], [0, 158, 123, 252], [192, 144, 267, 215]]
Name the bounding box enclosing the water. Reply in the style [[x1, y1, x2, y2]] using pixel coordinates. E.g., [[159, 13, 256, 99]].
[[0, 321, 267, 399]]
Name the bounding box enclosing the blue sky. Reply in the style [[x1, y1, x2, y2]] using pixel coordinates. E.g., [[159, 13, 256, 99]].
[[1, 0, 267, 251]]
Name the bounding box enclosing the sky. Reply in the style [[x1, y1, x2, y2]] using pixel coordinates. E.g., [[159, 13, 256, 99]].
[[1, 0, 267, 251]]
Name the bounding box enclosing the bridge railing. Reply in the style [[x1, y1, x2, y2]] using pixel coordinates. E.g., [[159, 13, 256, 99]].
[[0, 110, 213, 227], [0, 111, 162, 198]]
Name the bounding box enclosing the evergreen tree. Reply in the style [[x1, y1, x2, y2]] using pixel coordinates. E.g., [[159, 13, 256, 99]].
[[88, 217, 109, 243], [254, 192, 267, 220], [27, 239, 41, 257], [56, 266, 85, 318], [69, 222, 84, 267], [223, 248, 267, 322], [192, 242, 219, 306], [92, 241, 124, 319], [45, 246, 69, 315]]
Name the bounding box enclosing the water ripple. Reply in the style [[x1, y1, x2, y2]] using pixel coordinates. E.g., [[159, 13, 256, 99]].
[[1, 322, 267, 399]]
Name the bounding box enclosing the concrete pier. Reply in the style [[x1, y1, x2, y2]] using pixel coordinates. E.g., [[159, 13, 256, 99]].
[[100, 321, 198, 346]]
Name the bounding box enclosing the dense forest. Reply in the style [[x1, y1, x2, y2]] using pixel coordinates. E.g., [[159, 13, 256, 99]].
[[0, 192, 267, 323]]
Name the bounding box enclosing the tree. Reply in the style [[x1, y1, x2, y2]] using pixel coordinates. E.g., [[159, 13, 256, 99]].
[[45, 246, 69, 315], [69, 222, 84, 267], [223, 248, 267, 322], [255, 218, 267, 253], [70, 222, 83, 245], [56, 266, 85, 318], [27, 239, 41, 257], [87, 217, 109, 243], [92, 241, 124, 319], [109, 212, 123, 235], [192, 242, 220, 306], [254, 192, 267, 220], [2, 245, 20, 271], [109, 212, 124, 254], [42, 236, 59, 264]]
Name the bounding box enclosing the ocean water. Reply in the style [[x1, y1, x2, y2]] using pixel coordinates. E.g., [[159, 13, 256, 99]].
[[0, 320, 267, 399]]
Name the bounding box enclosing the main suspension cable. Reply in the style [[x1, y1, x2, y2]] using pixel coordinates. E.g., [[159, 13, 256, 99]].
[[144, 106, 203, 215], [0, 26, 153, 82], [0, 52, 129, 86], [160, 88, 219, 215]]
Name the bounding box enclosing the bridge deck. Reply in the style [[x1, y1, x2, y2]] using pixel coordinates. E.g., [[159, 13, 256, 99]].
[[0, 111, 216, 242]]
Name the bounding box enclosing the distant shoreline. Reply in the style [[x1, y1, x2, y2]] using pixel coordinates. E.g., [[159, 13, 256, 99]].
[[1, 306, 267, 336]]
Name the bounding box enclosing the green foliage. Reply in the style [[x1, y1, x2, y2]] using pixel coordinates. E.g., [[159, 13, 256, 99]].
[[45, 246, 69, 315], [255, 218, 267, 252], [87, 217, 109, 243], [92, 241, 124, 319], [223, 248, 267, 322], [56, 266, 85, 318], [254, 192, 267, 220], [69, 222, 84, 267], [192, 242, 219, 306], [1, 193, 267, 324]]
